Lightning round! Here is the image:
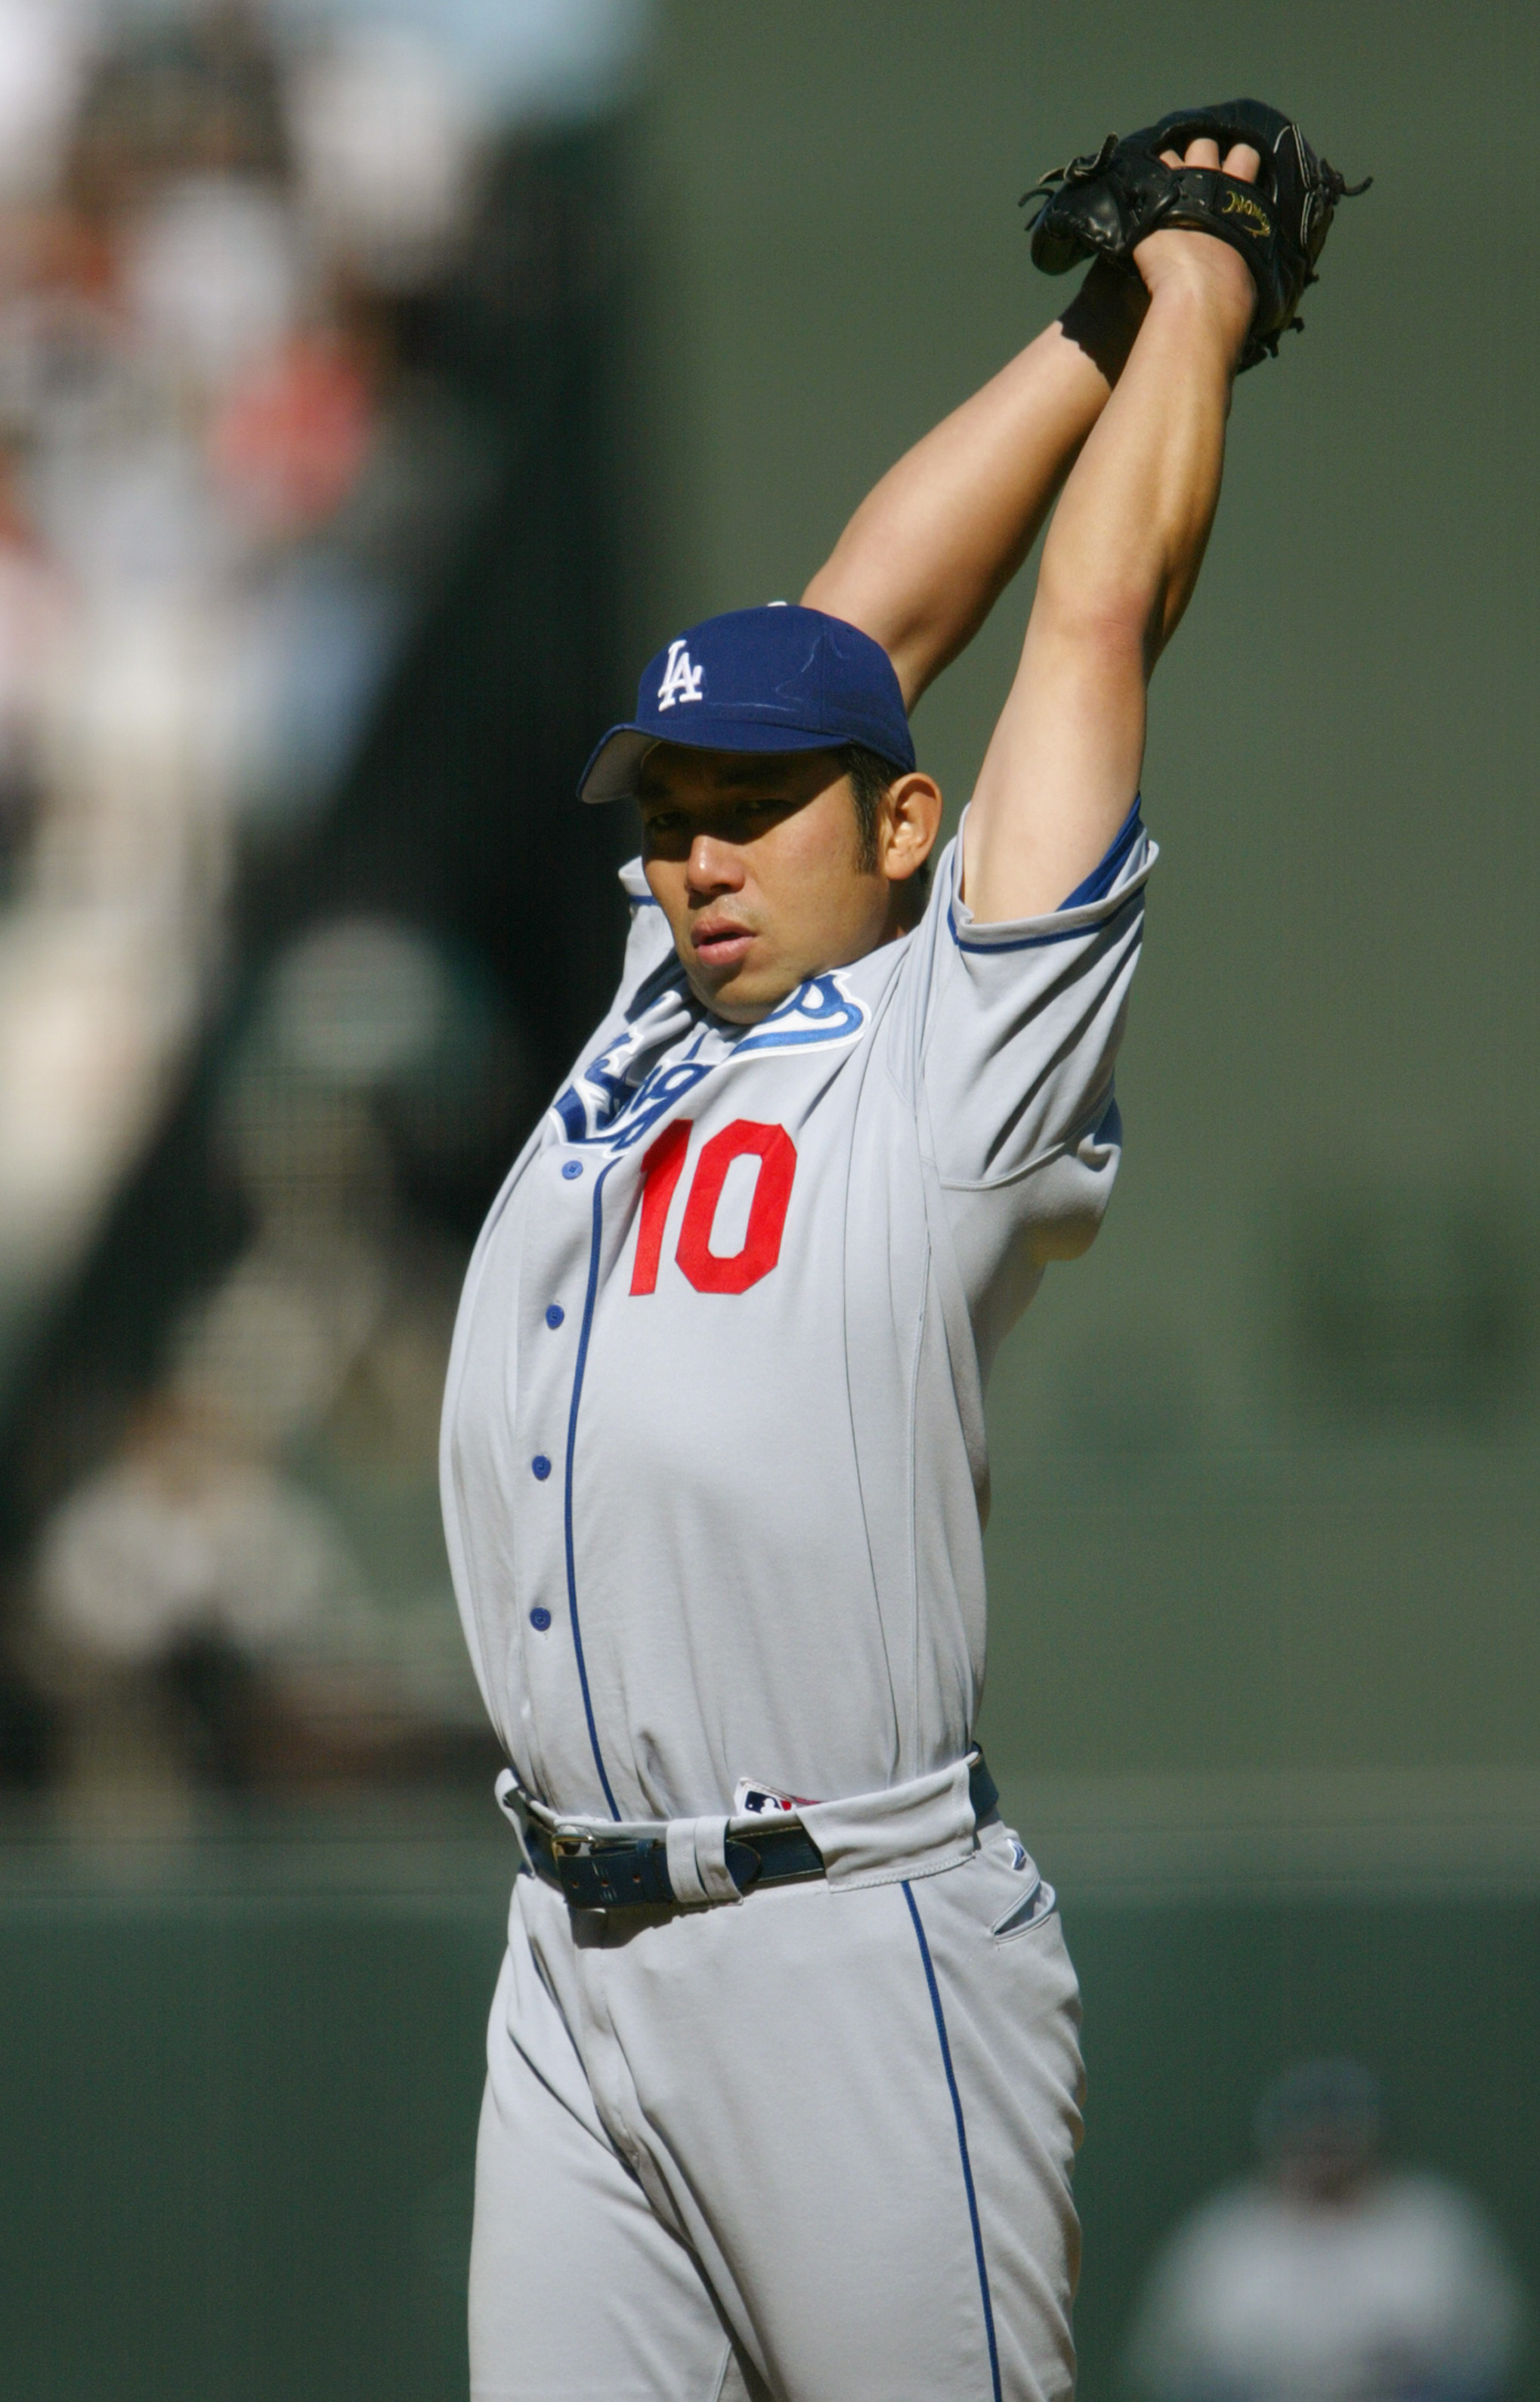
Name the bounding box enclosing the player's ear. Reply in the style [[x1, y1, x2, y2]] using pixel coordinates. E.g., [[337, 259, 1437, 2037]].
[[880, 773, 943, 882]]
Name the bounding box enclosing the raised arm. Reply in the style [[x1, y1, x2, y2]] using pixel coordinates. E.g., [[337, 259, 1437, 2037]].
[[801, 265, 1146, 708], [806, 135, 1263, 927], [962, 141, 1257, 921]]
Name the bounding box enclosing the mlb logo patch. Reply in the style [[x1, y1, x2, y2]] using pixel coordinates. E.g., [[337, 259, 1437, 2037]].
[[733, 1777, 819, 1817]]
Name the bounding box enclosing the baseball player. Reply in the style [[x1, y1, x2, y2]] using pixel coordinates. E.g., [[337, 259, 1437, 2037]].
[[441, 103, 1362, 2402], [1127, 2063, 1526, 2402]]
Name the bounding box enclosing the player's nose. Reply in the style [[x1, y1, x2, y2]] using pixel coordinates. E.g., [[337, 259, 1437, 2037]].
[[685, 831, 747, 891]]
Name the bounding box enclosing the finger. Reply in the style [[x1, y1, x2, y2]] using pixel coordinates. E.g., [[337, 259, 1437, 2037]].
[[1183, 137, 1222, 171], [1159, 148, 1184, 169], [1222, 141, 1261, 184]]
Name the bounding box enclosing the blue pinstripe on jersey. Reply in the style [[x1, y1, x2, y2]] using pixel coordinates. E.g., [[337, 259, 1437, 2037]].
[[564, 1159, 624, 1819]]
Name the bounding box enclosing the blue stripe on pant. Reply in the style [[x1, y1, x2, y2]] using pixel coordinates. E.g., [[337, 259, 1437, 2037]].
[[903, 1877, 1004, 2402]]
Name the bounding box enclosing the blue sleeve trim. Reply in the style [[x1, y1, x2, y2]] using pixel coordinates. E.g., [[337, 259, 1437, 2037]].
[[948, 885, 1140, 954], [945, 797, 1149, 952], [1057, 793, 1143, 910]]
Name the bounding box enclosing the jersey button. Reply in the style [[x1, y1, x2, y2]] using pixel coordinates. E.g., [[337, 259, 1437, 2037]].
[[561, 1160, 583, 1180], [531, 1454, 552, 1480], [529, 1607, 552, 1632], [545, 1304, 564, 1329]]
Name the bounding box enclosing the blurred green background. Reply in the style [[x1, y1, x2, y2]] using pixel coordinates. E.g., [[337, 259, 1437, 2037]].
[[5, 2, 1538, 2397], [635, 0, 1540, 1778]]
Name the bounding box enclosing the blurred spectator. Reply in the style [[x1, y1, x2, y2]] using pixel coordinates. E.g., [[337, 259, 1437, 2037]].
[[0, 0, 644, 1794], [0, 2, 506, 1364], [1126, 2062, 1526, 2402], [24, 911, 517, 1801], [32, 1388, 366, 1807]]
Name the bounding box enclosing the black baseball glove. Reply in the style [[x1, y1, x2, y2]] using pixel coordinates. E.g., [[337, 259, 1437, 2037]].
[[1022, 98, 1368, 370]]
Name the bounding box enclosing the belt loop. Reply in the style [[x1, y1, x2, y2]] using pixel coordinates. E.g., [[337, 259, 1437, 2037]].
[[666, 1816, 740, 1906], [664, 1819, 707, 1904], [694, 1818, 742, 1903]]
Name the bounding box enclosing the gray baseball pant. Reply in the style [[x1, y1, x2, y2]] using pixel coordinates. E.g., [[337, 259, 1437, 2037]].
[[469, 1811, 1084, 2402]]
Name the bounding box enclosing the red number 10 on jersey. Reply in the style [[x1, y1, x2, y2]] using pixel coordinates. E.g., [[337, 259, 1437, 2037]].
[[631, 1119, 797, 1296]]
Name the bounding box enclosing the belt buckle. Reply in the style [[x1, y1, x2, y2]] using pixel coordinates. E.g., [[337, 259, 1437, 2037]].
[[549, 1828, 604, 1899], [550, 1828, 614, 1910], [549, 1828, 672, 1910]]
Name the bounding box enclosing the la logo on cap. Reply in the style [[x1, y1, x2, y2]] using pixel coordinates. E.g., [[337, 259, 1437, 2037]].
[[657, 638, 704, 710]]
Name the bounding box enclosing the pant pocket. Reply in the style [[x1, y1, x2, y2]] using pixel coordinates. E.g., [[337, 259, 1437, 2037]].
[[986, 1827, 1059, 1941]]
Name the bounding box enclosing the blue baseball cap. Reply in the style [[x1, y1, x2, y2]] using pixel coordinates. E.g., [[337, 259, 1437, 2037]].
[[578, 603, 916, 803]]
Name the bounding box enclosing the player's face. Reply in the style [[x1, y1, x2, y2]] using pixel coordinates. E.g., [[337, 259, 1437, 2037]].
[[637, 745, 897, 1023]]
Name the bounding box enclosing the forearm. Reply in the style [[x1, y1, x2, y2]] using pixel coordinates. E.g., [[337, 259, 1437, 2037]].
[[800, 267, 1144, 708], [964, 258, 1249, 921], [1035, 274, 1236, 667]]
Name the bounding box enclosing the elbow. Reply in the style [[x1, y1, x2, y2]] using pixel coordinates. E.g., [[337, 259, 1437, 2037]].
[[1031, 556, 1164, 673], [1031, 577, 1159, 681]]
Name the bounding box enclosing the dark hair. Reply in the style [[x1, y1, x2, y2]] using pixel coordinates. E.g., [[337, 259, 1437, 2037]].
[[838, 744, 934, 929]]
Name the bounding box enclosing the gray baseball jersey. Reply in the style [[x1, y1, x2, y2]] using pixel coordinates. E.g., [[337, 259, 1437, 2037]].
[[441, 810, 1153, 1825]]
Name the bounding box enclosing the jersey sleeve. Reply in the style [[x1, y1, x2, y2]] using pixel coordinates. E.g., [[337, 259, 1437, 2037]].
[[898, 807, 1155, 1363]]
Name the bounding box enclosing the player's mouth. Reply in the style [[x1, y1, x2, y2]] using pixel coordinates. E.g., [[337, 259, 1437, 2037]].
[[691, 916, 756, 970]]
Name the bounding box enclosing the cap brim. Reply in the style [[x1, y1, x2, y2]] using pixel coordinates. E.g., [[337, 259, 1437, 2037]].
[[578, 726, 654, 804], [577, 717, 864, 803]]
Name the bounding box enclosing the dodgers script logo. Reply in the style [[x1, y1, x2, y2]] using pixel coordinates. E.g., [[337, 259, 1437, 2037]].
[[551, 971, 868, 1149], [735, 973, 867, 1054], [657, 639, 704, 710], [552, 980, 700, 1146]]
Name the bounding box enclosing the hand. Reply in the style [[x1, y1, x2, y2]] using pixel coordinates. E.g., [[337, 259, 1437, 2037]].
[[1134, 136, 1260, 353]]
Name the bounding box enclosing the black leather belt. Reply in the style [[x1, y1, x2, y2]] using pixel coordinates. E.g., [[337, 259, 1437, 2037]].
[[523, 1756, 999, 1911]]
